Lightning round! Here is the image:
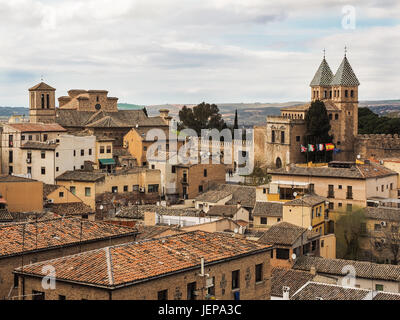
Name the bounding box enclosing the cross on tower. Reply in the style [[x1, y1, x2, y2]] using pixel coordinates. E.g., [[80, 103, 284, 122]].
[[323, 48, 326, 59], [344, 46, 347, 57]]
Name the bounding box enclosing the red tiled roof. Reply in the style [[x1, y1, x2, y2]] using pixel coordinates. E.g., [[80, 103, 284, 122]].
[[7, 123, 66, 132], [15, 230, 271, 288], [0, 217, 137, 258]]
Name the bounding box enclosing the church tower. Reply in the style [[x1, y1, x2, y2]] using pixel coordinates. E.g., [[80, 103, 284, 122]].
[[29, 82, 56, 124], [310, 54, 334, 101], [330, 52, 360, 160]]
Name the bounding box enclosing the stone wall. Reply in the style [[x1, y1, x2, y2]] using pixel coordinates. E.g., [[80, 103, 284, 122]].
[[355, 134, 400, 159]]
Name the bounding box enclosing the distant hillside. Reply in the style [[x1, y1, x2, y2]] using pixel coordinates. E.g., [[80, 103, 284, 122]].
[[0, 107, 29, 117], [118, 103, 145, 110]]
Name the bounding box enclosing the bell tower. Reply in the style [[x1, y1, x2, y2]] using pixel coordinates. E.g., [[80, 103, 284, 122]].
[[310, 51, 334, 101], [29, 82, 56, 123]]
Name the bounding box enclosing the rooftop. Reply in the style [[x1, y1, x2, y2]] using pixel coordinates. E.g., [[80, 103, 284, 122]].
[[284, 194, 327, 207], [271, 268, 314, 298], [20, 141, 58, 150], [258, 222, 320, 246], [6, 123, 66, 133], [293, 256, 400, 282], [253, 202, 283, 217], [0, 175, 39, 183], [0, 217, 137, 259], [14, 230, 271, 289], [196, 184, 256, 208], [206, 205, 241, 218], [48, 202, 94, 216], [116, 205, 202, 219], [310, 57, 334, 87]]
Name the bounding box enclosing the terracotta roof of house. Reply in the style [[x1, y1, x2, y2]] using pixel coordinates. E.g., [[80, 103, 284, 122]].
[[43, 184, 60, 198], [0, 209, 13, 222], [0, 217, 137, 259], [55, 170, 105, 182], [7, 123, 66, 132], [55, 109, 167, 129], [281, 100, 340, 112], [29, 82, 56, 91], [196, 184, 256, 208], [135, 225, 181, 241], [0, 175, 38, 183], [14, 230, 272, 288], [271, 268, 314, 298], [48, 202, 94, 216], [253, 202, 283, 217], [206, 205, 240, 218], [258, 222, 320, 246], [270, 163, 397, 180], [291, 282, 375, 300], [293, 256, 400, 282], [20, 141, 58, 150], [365, 207, 400, 222], [116, 205, 201, 219], [284, 194, 327, 207], [373, 292, 400, 300]]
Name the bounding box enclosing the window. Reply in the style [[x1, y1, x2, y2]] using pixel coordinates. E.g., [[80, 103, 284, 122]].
[[263, 188, 267, 194], [255, 264, 263, 282], [260, 217, 267, 225], [271, 130, 275, 143], [21, 135, 25, 141], [338, 185, 342, 190], [329, 202, 334, 210], [232, 270, 240, 290], [187, 282, 196, 300], [29, 135, 33, 141], [309, 184, 315, 193], [172, 166, 176, 173], [321, 240, 324, 248], [70, 186, 76, 195], [329, 114, 332, 120], [106, 146, 111, 153], [81, 149, 84, 156], [351, 90, 354, 98], [112, 186, 118, 193], [345, 90, 348, 97], [276, 248, 290, 260], [312, 240, 317, 251], [89, 149, 92, 156], [148, 184, 159, 193], [133, 185, 139, 191], [73, 150, 76, 157], [27, 167, 32, 174], [41, 94, 45, 108], [151, 164, 155, 169], [335, 114, 339, 120], [198, 185, 203, 193], [58, 295, 66, 300], [56, 167, 59, 172], [281, 131, 285, 144], [33, 290, 45, 300], [143, 146, 147, 151], [296, 136, 300, 142], [41, 151, 46, 159], [347, 186, 353, 199], [100, 146, 105, 154], [56, 152, 59, 157], [392, 225, 399, 233], [375, 284, 384, 291], [41, 167, 46, 175], [157, 289, 168, 300], [328, 185, 334, 198], [204, 169, 207, 177], [123, 185, 128, 192], [381, 185, 384, 192], [85, 187, 91, 197], [59, 192, 64, 198], [9, 151, 13, 163], [374, 224, 381, 231]]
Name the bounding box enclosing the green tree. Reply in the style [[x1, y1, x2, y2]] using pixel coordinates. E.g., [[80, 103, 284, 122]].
[[234, 109, 239, 130], [304, 100, 333, 163], [178, 102, 227, 135], [335, 207, 366, 260], [358, 107, 400, 135]]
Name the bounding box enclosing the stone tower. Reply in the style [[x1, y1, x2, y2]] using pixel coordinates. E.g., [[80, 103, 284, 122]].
[[29, 82, 56, 123], [310, 56, 334, 101]]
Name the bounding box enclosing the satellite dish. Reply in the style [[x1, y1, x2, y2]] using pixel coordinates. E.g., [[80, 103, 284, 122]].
[[308, 226, 313, 231], [291, 253, 297, 260], [357, 154, 361, 159], [99, 205, 104, 210], [293, 192, 298, 197], [234, 228, 238, 234]]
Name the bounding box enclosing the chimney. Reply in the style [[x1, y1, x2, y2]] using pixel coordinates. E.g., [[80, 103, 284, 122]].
[[159, 109, 170, 123], [282, 286, 290, 300], [144, 211, 156, 226], [310, 266, 316, 276], [236, 201, 241, 209]]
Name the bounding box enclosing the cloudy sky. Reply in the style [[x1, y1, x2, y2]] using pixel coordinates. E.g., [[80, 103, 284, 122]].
[[0, 0, 399, 107]]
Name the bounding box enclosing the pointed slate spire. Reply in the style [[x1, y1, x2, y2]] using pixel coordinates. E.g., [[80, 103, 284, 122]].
[[310, 57, 334, 86], [331, 56, 360, 86]]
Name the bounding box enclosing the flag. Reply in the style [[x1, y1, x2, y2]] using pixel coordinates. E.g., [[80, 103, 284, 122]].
[[325, 143, 334, 151], [300, 145, 307, 153], [317, 144, 324, 151], [308, 144, 315, 152]]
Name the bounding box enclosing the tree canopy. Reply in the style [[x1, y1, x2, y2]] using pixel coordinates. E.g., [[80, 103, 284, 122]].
[[178, 102, 227, 135], [358, 107, 400, 135], [304, 100, 333, 162]]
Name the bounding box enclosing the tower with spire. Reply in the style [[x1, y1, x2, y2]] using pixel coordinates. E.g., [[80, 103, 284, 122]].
[[310, 50, 334, 101]]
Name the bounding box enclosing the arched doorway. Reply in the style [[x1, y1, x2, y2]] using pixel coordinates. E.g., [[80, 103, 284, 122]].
[[276, 157, 282, 169]]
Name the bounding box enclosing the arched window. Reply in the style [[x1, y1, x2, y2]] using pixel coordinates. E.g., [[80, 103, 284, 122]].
[[41, 94, 45, 108], [324, 91, 327, 99], [46, 94, 50, 109], [329, 114, 332, 120], [351, 90, 354, 98], [329, 91, 332, 99], [345, 90, 348, 97], [335, 114, 339, 120], [276, 157, 282, 169]]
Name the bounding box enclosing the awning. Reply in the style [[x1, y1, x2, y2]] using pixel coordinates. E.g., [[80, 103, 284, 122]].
[[99, 158, 116, 165]]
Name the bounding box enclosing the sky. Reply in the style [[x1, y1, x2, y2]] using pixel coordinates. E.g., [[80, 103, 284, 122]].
[[0, 0, 399, 107]]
